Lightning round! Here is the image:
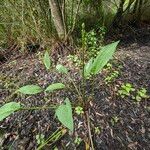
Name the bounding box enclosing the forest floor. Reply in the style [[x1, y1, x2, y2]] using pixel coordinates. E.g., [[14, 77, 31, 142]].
[[0, 26, 150, 150]]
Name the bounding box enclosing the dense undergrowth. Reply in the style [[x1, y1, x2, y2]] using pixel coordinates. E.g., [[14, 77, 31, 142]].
[[0, 0, 150, 48]]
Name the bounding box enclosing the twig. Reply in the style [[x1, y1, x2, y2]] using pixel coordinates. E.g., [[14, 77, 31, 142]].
[[85, 110, 94, 150]]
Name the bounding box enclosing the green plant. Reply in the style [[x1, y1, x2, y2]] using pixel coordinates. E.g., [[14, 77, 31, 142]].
[[55, 99, 74, 131], [84, 28, 106, 58], [133, 88, 149, 102], [74, 136, 82, 145], [111, 116, 120, 126], [0, 52, 73, 131], [67, 55, 81, 67], [37, 128, 67, 150], [105, 70, 119, 84], [0, 102, 21, 121], [36, 134, 45, 145], [0, 39, 119, 149], [84, 41, 119, 77], [118, 83, 135, 98], [94, 127, 101, 135], [85, 30, 98, 57], [98, 26, 106, 43], [75, 106, 84, 115], [53, 147, 58, 150], [104, 63, 112, 70], [43, 51, 51, 70]]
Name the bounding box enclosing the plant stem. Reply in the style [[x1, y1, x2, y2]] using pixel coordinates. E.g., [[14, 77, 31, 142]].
[[21, 105, 57, 111], [81, 23, 86, 104], [37, 128, 67, 150], [82, 47, 86, 103], [68, 76, 83, 98]]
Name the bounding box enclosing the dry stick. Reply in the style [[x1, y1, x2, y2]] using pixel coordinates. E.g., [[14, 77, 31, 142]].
[[86, 110, 94, 150]]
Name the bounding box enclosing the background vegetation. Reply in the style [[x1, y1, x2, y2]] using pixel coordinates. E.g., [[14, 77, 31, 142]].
[[0, 0, 150, 49]]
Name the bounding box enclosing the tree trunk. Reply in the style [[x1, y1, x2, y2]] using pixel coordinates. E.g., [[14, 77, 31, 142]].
[[48, 0, 65, 39]]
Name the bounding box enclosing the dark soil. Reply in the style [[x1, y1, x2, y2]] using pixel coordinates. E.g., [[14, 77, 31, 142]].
[[0, 27, 150, 150]]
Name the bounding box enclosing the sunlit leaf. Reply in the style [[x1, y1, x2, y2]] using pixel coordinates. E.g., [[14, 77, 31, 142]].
[[17, 85, 43, 94], [91, 41, 119, 74], [0, 102, 21, 121], [55, 98, 74, 131], [45, 83, 65, 92], [43, 51, 51, 70], [56, 64, 68, 74]]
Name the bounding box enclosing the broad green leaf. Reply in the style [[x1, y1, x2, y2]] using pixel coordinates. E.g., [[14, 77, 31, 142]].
[[45, 83, 65, 92], [91, 41, 119, 75], [84, 58, 93, 78], [17, 85, 43, 94], [43, 51, 51, 70], [55, 98, 74, 131], [56, 64, 68, 74], [0, 102, 21, 121]]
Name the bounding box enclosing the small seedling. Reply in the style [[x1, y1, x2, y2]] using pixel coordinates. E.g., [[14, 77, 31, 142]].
[[53, 147, 58, 150], [146, 107, 150, 112], [67, 55, 81, 67], [74, 136, 82, 145], [94, 127, 101, 135], [36, 134, 45, 145], [133, 88, 149, 102], [84, 26, 106, 58], [75, 106, 84, 115], [105, 63, 112, 70], [85, 30, 98, 58], [105, 70, 119, 84], [111, 116, 119, 126], [118, 83, 135, 98]]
